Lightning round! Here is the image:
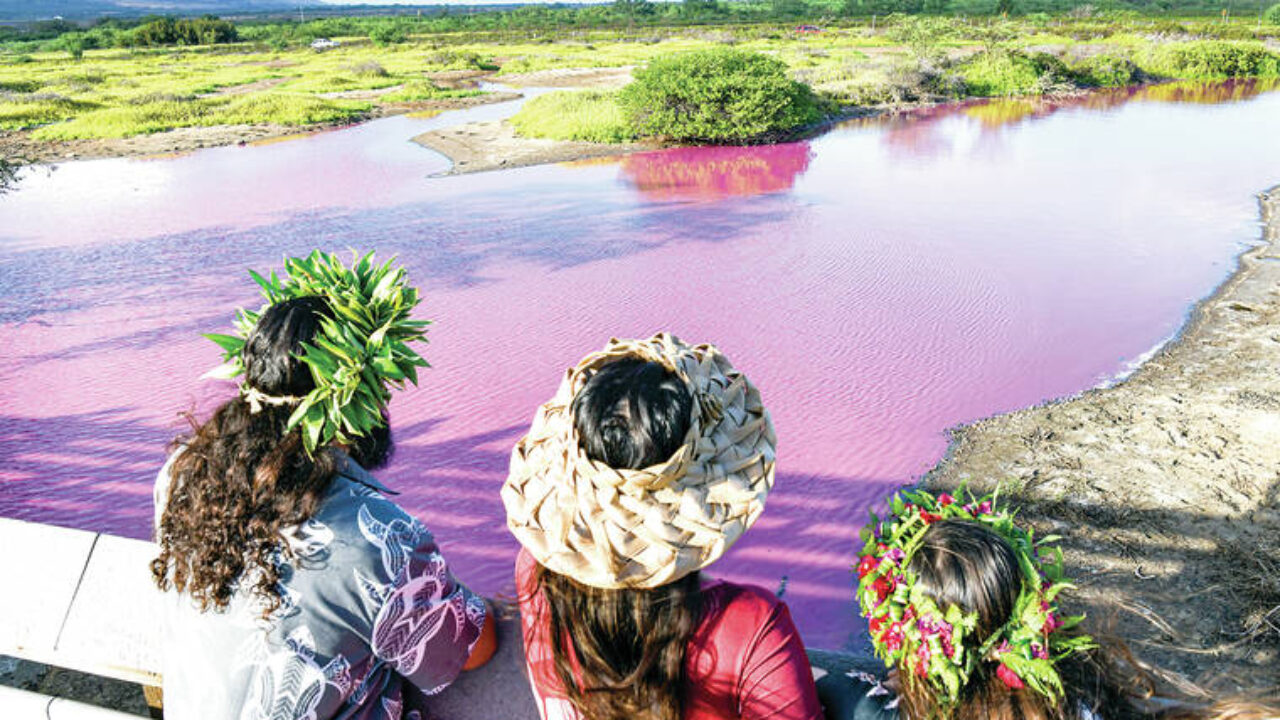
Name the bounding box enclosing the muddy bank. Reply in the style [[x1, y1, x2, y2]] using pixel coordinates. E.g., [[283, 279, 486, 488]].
[[413, 119, 643, 176], [0, 92, 519, 165], [926, 188, 1280, 693]]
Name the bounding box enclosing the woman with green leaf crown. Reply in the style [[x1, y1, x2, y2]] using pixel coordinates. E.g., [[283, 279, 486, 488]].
[[835, 488, 1278, 720], [151, 251, 496, 720]]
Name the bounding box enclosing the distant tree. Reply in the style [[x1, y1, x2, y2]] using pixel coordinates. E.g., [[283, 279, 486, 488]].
[[1265, 2, 1280, 24], [368, 23, 408, 46]]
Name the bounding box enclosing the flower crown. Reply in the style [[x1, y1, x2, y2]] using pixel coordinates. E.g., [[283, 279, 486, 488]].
[[856, 488, 1095, 705], [204, 250, 429, 453]]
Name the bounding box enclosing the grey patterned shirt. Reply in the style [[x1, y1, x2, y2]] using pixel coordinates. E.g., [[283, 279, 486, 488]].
[[154, 452, 486, 720]]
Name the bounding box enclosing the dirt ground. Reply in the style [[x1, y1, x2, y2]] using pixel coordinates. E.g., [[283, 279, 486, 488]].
[[412, 118, 642, 175], [496, 66, 635, 89], [926, 188, 1280, 696]]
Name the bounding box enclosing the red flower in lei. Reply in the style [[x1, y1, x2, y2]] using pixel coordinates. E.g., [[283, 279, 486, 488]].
[[997, 664, 1025, 690], [857, 554, 879, 578], [874, 574, 896, 602], [919, 508, 943, 524], [884, 622, 905, 651]]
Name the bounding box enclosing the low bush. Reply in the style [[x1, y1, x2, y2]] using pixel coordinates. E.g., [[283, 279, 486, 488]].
[[959, 50, 1075, 97], [1072, 54, 1141, 88], [31, 93, 368, 139], [510, 90, 634, 144], [618, 47, 824, 143], [1267, 3, 1280, 25], [0, 93, 98, 129], [1137, 41, 1280, 79], [380, 81, 484, 103]]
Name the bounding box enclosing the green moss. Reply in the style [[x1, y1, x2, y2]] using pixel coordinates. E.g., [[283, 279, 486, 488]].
[[509, 90, 634, 144]]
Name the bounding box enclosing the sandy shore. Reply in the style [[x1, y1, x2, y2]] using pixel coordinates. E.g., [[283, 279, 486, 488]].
[[412, 119, 642, 176], [926, 188, 1280, 693]]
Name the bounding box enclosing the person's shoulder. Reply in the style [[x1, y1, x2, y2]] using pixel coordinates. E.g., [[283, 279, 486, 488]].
[[701, 580, 790, 630]]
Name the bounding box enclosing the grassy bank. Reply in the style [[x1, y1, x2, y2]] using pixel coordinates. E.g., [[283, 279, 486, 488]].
[[2, 13, 1279, 144]]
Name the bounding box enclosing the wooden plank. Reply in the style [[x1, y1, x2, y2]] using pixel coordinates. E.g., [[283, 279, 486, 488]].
[[56, 533, 162, 687], [0, 519, 98, 667]]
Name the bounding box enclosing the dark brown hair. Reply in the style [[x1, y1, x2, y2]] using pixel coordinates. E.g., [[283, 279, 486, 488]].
[[537, 357, 700, 720], [151, 296, 388, 616], [897, 520, 1280, 720]]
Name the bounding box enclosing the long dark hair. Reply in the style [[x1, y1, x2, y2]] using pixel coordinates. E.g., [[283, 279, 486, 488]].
[[537, 357, 700, 720], [898, 520, 1279, 720], [151, 296, 391, 616]]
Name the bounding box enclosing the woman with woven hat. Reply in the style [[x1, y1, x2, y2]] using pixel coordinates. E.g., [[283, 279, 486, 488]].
[[843, 488, 1280, 720], [502, 333, 824, 720], [151, 251, 496, 720]]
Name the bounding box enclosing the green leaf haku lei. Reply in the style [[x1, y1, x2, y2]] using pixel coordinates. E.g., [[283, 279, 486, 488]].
[[855, 488, 1097, 708], [203, 250, 430, 454]]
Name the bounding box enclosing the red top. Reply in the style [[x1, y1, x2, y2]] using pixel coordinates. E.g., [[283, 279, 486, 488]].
[[516, 549, 824, 720]]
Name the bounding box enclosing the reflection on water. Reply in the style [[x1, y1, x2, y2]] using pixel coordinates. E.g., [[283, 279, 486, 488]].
[[617, 143, 814, 200], [845, 78, 1280, 158], [2, 79, 1279, 651]]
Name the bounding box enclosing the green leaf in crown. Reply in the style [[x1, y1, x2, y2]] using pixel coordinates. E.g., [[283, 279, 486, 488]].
[[853, 486, 1096, 708], [202, 250, 430, 454]]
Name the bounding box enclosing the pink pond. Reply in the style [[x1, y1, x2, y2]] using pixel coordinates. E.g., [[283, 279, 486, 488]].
[[2, 80, 1279, 650]]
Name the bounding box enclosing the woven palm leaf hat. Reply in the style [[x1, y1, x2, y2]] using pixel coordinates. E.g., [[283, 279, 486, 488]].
[[502, 333, 777, 590]]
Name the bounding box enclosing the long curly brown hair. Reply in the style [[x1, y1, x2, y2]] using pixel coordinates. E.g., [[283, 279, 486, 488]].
[[536, 357, 703, 720], [151, 296, 388, 617], [897, 521, 1280, 720]]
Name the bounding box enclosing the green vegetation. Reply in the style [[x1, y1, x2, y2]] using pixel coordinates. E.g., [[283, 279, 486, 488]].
[[1137, 41, 1280, 79], [958, 50, 1074, 96], [1266, 4, 1280, 25], [3, 8, 1280, 146], [510, 91, 634, 143], [619, 48, 825, 142], [30, 94, 369, 140]]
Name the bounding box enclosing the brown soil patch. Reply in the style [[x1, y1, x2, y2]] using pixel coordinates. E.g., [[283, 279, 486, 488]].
[[412, 119, 643, 175], [426, 69, 493, 89], [201, 77, 289, 97], [926, 189, 1280, 694], [496, 66, 635, 89]]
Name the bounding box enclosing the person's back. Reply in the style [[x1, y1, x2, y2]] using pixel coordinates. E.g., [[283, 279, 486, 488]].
[[503, 334, 823, 720], [151, 254, 495, 719]]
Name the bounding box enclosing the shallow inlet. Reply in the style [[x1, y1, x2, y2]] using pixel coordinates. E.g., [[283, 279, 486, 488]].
[[1, 79, 1278, 651]]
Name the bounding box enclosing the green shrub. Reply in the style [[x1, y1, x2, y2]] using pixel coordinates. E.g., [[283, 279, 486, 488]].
[[618, 48, 823, 144], [1072, 54, 1141, 88], [510, 90, 634, 144], [369, 24, 408, 46], [1266, 3, 1280, 24], [381, 81, 484, 103], [960, 50, 1074, 97], [1137, 41, 1280, 79]]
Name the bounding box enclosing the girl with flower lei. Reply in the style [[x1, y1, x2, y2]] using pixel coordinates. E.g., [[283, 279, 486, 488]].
[[848, 488, 1279, 720]]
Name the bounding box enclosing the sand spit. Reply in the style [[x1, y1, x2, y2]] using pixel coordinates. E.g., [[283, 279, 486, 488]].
[[926, 188, 1280, 693], [413, 119, 643, 175]]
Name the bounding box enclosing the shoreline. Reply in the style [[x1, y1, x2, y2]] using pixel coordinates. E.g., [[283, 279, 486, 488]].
[[925, 188, 1280, 692]]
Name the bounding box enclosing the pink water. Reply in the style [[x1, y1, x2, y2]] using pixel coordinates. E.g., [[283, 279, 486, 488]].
[[2, 80, 1279, 650]]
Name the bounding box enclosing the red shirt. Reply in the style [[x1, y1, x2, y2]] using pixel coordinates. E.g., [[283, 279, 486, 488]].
[[516, 549, 824, 720]]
